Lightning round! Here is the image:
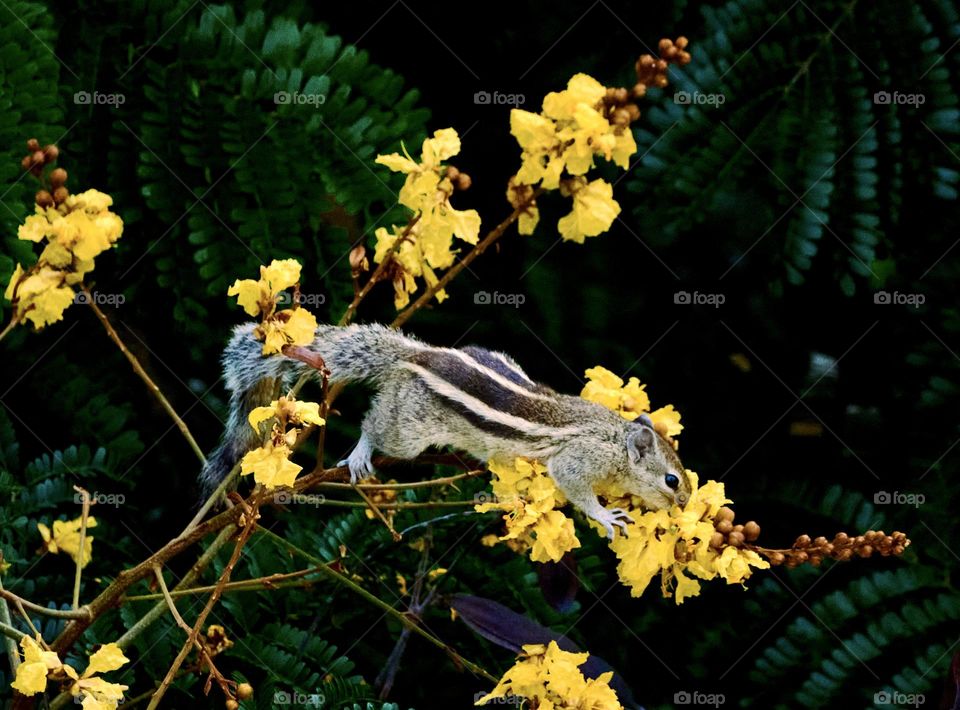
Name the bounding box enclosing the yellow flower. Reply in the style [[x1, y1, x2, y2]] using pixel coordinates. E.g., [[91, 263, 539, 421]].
[[227, 258, 302, 317], [557, 178, 621, 244], [476, 640, 621, 710], [248, 398, 325, 433], [5, 188, 123, 333], [257, 307, 319, 356], [11, 636, 129, 708], [605, 472, 769, 604], [374, 128, 481, 309], [648, 404, 683, 437], [580, 367, 650, 421], [11, 636, 63, 695], [477, 457, 578, 563], [240, 443, 302, 489], [38, 517, 97, 568]]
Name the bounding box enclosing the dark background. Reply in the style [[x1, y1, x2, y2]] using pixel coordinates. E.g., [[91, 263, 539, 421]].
[[1, 0, 958, 707]]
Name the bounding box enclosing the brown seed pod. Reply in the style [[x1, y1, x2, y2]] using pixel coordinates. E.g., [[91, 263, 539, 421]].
[[31, 151, 45, 166], [26, 138, 40, 152], [43, 144, 59, 162], [236, 683, 254, 700], [676, 36, 689, 49], [20, 155, 33, 171], [743, 521, 761, 541], [53, 186, 69, 204], [50, 168, 68, 187], [710, 531, 725, 549], [455, 173, 472, 191], [716, 519, 733, 535], [445, 165, 460, 181], [717, 506, 735, 523], [35, 190, 54, 208], [728, 531, 745, 548], [769, 551, 785, 565], [225, 700, 239, 710], [794, 534, 811, 549]]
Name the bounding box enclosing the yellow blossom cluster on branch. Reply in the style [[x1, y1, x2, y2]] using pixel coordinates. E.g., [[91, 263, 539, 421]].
[[580, 365, 683, 437], [228, 258, 318, 355], [37, 516, 97, 568], [508, 74, 636, 242], [5, 189, 123, 329], [475, 457, 580, 563], [605, 471, 769, 604], [240, 396, 324, 488], [11, 635, 129, 708], [476, 640, 621, 710], [373, 128, 481, 309]]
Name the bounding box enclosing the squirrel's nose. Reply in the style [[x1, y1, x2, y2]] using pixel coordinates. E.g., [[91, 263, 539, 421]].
[[675, 492, 689, 507]]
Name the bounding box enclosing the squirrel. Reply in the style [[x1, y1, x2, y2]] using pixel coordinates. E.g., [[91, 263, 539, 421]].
[[200, 323, 692, 539]]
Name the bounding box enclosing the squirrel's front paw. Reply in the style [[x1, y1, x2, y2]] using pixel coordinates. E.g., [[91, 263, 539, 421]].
[[592, 507, 633, 541], [343, 437, 376, 483]]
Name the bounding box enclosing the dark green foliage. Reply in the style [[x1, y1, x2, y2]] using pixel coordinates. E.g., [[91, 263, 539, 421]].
[[1, 0, 959, 708]]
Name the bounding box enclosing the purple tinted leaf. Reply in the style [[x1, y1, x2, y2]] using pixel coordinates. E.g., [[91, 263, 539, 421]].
[[537, 552, 579, 613]]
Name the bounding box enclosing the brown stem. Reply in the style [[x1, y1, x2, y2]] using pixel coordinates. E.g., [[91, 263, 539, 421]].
[[82, 286, 206, 463], [72, 486, 91, 609], [390, 188, 543, 329], [147, 498, 261, 708], [0, 589, 91, 620], [123, 566, 324, 602], [0, 316, 19, 343]]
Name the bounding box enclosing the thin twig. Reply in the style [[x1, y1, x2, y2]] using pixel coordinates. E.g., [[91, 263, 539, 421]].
[[352, 483, 401, 541], [0, 621, 26, 643], [123, 566, 324, 602], [72, 486, 91, 610], [147, 497, 261, 709], [82, 286, 206, 463], [257, 527, 497, 682], [0, 589, 91, 620], [0, 317, 19, 343], [390, 188, 543, 329], [0, 576, 20, 672]]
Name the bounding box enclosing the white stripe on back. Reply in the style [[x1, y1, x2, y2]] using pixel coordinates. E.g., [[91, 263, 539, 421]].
[[442, 348, 553, 402], [400, 362, 580, 439]]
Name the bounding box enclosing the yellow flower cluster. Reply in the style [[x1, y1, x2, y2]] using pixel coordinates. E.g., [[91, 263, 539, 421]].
[[5, 190, 123, 329], [228, 258, 318, 355], [509, 74, 636, 242], [476, 640, 621, 710], [607, 471, 769, 604], [37, 516, 97, 568], [11, 635, 129, 708], [580, 366, 683, 437], [374, 128, 481, 309], [240, 396, 324, 488], [475, 458, 580, 564]]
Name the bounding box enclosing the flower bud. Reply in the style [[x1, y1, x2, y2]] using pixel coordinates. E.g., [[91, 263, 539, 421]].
[[50, 167, 68, 187], [35, 190, 54, 208]]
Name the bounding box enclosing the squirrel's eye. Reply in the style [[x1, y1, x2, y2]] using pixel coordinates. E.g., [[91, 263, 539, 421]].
[[664, 473, 680, 490]]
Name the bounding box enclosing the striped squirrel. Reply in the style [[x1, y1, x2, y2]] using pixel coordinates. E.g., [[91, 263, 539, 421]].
[[201, 323, 691, 539]]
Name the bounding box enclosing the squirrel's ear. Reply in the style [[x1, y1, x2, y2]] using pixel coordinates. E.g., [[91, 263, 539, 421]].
[[637, 413, 654, 428], [627, 425, 655, 465]]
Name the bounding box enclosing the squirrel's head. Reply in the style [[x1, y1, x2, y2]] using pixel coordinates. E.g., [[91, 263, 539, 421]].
[[625, 414, 691, 510]]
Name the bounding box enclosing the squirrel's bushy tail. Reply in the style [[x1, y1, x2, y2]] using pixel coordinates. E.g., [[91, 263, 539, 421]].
[[199, 323, 419, 499]]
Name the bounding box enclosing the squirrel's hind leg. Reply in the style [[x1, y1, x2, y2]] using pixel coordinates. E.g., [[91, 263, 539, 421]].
[[343, 432, 376, 483]]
